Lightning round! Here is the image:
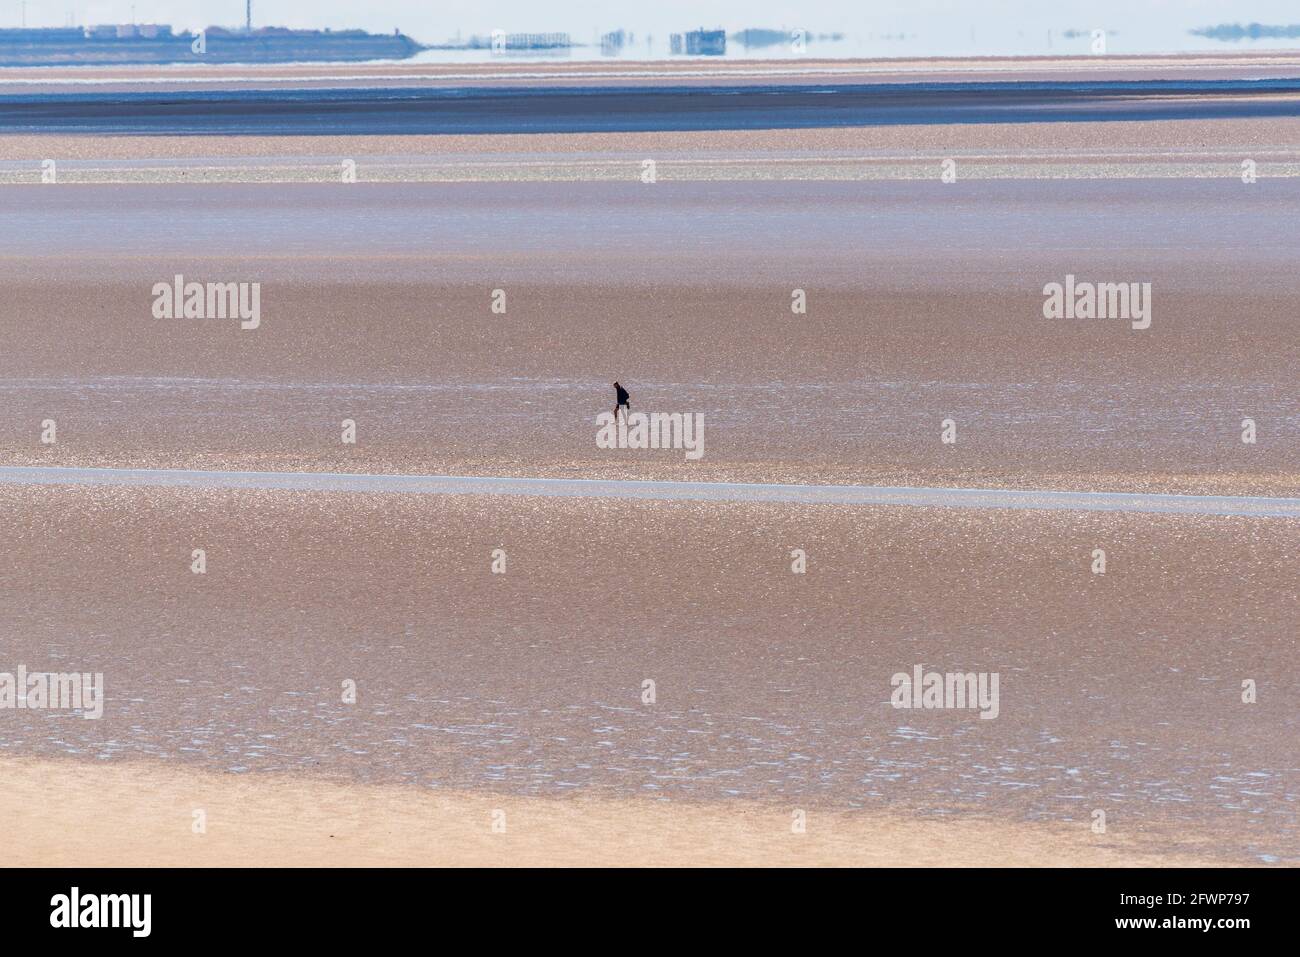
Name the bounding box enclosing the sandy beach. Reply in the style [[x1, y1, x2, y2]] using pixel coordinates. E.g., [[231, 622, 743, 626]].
[[0, 756, 1232, 867], [1, 56, 1296, 868]]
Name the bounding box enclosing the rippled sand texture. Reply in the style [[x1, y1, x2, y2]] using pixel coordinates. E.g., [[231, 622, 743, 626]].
[[0, 485, 1294, 863]]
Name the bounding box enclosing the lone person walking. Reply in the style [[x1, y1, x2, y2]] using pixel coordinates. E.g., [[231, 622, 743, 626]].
[[613, 381, 631, 423]]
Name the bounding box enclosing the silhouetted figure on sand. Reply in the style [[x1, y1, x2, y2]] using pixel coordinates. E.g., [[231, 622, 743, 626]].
[[613, 381, 631, 422]]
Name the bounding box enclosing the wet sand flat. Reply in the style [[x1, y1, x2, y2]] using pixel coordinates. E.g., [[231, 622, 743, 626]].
[[0, 177, 1295, 494], [3, 114, 1299, 165], [0, 484, 1294, 864]]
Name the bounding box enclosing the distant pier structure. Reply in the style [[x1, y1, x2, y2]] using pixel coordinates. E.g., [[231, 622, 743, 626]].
[[509, 32, 571, 50], [474, 31, 572, 51], [670, 28, 726, 56]]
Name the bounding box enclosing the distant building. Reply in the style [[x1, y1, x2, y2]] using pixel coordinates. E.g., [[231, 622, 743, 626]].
[[670, 28, 725, 56], [732, 28, 789, 49], [601, 29, 626, 56]]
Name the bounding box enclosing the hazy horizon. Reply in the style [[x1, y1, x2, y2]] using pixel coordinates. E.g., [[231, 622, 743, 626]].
[[9, 1, 1300, 58]]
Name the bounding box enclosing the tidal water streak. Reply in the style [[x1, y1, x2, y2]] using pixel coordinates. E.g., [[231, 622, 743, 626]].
[[2, 466, 1298, 516], [4, 79, 1300, 134]]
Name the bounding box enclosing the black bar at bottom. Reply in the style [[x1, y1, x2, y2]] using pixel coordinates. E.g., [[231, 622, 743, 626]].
[[0, 867, 1286, 943]]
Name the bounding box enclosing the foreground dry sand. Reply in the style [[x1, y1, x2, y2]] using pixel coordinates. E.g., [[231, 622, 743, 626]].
[[0, 756, 1227, 867]]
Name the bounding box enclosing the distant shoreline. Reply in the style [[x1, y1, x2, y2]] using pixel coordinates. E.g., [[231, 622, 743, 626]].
[[0, 26, 423, 68]]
